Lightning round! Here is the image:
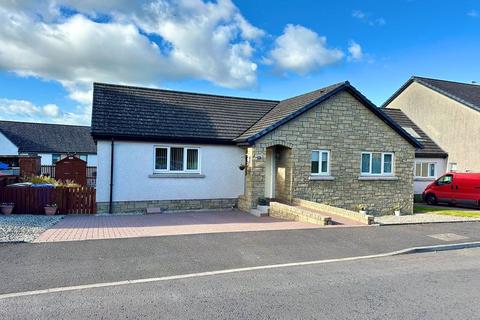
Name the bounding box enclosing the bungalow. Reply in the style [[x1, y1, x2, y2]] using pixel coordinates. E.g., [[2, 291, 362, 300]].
[[0, 121, 97, 166], [92, 81, 421, 216]]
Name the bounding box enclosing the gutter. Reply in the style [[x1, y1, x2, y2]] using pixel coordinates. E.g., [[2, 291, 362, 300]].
[[109, 138, 114, 214]]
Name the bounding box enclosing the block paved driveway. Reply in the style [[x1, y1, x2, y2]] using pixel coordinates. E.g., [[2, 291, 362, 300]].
[[34, 210, 352, 243]]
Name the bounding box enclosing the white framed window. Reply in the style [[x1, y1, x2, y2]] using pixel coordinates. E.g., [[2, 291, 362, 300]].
[[361, 152, 394, 176], [415, 161, 436, 178], [154, 146, 201, 173], [311, 150, 330, 175], [449, 162, 458, 172]]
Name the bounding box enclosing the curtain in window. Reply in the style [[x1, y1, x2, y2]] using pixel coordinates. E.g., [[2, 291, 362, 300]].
[[170, 147, 184, 171], [155, 148, 167, 170], [321, 152, 328, 173], [361, 154, 370, 173], [372, 153, 382, 174], [383, 154, 392, 173], [187, 149, 198, 170]]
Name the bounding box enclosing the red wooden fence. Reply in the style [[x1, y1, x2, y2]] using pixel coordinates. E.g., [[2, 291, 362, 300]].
[[0, 187, 96, 214]]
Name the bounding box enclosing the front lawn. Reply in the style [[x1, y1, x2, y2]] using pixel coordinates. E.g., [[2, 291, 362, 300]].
[[414, 204, 480, 218]]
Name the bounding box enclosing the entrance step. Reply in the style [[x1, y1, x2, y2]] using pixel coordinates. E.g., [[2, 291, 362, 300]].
[[250, 205, 269, 217]]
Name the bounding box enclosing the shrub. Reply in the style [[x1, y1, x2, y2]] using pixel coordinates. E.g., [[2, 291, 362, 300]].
[[28, 175, 81, 188]]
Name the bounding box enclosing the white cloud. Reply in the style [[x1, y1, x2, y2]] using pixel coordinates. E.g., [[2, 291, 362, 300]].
[[0, 0, 265, 124], [0, 98, 88, 124], [468, 10, 479, 18], [347, 41, 363, 62], [0, 0, 264, 91], [352, 10, 386, 26], [266, 24, 344, 75], [42, 104, 62, 118]]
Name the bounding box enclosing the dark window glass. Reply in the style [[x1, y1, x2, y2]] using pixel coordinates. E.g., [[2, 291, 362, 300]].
[[372, 153, 382, 174], [321, 152, 328, 173], [170, 147, 184, 171], [311, 151, 319, 174], [155, 148, 167, 170], [383, 154, 392, 173], [361, 153, 370, 173], [186, 149, 198, 170]]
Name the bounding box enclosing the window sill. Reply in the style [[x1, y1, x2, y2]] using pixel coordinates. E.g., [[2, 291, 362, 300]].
[[358, 176, 399, 181], [414, 177, 436, 181], [309, 175, 335, 181], [149, 173, 205, 179]]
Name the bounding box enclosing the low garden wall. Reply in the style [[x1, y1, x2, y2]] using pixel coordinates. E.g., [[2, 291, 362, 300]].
[[293, 198, 374, 225], [269, 202, 331, 225]]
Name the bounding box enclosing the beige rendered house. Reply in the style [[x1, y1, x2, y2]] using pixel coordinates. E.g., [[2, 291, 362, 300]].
[[92, 81, 420, 216], [382, 108, 448, 196], [383, 76, 480, 174]]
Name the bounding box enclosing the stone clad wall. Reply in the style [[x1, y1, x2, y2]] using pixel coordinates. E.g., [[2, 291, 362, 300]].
[[244, 91, 415, 216], [97, 198, 237, 214]]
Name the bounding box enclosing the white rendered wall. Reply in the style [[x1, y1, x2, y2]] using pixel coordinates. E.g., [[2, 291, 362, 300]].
[[86, 155, 97, 166], [96, 140, 245, 202], [0, 132, 18, 155], [38, 153, 53, 165], [413, 157, 447, 194]]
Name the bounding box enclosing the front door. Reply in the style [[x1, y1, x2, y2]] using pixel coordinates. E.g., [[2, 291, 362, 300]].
[[264, 148, 275, 198]]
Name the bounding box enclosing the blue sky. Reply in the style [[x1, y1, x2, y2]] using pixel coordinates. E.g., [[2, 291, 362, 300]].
[[0, 0, 479, 124]]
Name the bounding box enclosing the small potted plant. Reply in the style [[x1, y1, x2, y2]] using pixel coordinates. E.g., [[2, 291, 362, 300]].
[[355, 204, 367, 215], [238, 164, 246, 171], [0, 202, 14, 215], [44, 203, 58, 215], [393, 203, 403, 216], [257, 197, 268, 206]]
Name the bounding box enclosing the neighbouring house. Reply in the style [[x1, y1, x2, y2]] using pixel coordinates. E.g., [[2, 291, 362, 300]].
[[92, 81, 421, 216], [0, 120, 97, 166], [382, 108, 448, 196], [383, 76, 480, 173]]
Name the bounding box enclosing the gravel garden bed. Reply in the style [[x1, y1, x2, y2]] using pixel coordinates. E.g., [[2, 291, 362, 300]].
[[0, 215, 64, 242]]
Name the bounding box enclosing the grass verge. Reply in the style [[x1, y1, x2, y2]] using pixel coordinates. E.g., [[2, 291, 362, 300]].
[[414, 204, 480, 217]]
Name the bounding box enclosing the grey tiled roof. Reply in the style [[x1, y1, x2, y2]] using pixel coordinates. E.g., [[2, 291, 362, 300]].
[[92, 83, 278, 143], [382, 76, 480, 112], [235, 82, 345, 142], [382, 108, 447, 158], [0, 121, 96, 154], [92, 82, 421, 148]]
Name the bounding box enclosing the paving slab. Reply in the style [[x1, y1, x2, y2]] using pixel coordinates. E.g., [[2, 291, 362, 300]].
[[34, 210, 326, 242]]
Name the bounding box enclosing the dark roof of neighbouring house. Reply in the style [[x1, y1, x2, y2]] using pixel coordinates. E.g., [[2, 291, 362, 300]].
[[0, 121, 96, 154], [381, 109, 448, 158], [91, 82, 422, 148], [382, 76, 480, 112]]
